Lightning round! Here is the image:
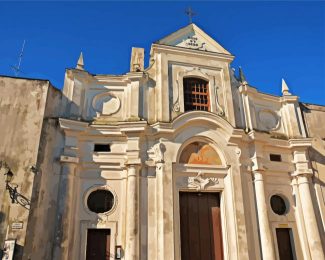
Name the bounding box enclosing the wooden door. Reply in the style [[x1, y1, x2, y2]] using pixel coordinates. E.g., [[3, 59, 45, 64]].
[[179, 192, 223, 260], [86, 229, 111, 260], [276, 228, 294, 260]]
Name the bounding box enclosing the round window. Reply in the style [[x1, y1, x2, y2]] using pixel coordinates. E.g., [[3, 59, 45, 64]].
[[270, 195, 287, 215], [87, 189, 114, 213]]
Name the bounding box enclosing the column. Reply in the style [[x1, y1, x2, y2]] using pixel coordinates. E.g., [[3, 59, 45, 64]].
[[297, 174, 325, 259], [253, 171, 276, 260], [156, 160, 174, 260], [125, 164, 140, 260], [52, 160, 77, 260], [155, 162, 164, 260]]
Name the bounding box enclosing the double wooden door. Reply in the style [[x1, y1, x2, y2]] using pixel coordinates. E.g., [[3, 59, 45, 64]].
[[179, 192, 223, 260], [86, 229, 111, 260]]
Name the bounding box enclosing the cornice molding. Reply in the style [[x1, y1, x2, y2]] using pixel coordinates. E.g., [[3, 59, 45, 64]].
[[289, 138, 312, 148], [59, 118, 89, 132], [151, 43, 234, 62]]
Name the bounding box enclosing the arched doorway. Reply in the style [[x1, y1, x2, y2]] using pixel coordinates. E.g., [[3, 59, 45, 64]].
[[178, 142, 223, 260]]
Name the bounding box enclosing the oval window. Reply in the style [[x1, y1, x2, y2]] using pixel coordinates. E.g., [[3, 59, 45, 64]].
[[87, 189, 114, 213], [270, 195, 287, 215]]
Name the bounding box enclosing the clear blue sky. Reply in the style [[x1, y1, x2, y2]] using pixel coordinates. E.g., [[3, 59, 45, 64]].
[[1, 1, 324, 105]]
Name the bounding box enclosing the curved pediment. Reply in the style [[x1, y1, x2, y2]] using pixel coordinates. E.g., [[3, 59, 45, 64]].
[[171, 111, 234, 136]]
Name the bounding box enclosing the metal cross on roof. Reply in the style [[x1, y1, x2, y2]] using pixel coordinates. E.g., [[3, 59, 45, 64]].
[[185, 7, 196, 24], [11, 40, 26, 77]]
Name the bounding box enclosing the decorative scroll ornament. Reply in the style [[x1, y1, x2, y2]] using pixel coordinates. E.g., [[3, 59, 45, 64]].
[[214, 76, 224, 116], [188, 171, 219, 191], [97, 215, 108, 224], [147, 140, 166, 164], [172, 78, 180, 112]]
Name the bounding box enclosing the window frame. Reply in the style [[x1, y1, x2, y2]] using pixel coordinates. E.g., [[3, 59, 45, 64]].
[[183, 77, 211, 112]]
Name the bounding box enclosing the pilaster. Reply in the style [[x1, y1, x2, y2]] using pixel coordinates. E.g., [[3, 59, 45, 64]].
[[290, 139, 325, 259], [239, 84, 254, 132], [251, 158, 277, 260], [124, 163, 141, 260], [281, 95, 302, 138], [52, 156, 78, 260]]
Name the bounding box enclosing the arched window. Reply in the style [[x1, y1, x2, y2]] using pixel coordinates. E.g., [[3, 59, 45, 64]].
[[179, 142, 222, 165], [183, 77, 210, 112]]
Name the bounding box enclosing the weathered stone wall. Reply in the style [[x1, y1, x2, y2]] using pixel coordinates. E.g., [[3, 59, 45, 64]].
[[0, 76, 50, 259], [301, 103, 325, 247], [22, 86, 66, 260], [302, 103, 325, 139]]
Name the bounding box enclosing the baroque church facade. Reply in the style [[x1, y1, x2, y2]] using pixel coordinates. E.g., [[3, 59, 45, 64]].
[[0, 23, 325, 260]]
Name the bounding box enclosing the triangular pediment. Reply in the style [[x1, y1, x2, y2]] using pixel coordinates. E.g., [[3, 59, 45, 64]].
[[156, 23, 231, 55]]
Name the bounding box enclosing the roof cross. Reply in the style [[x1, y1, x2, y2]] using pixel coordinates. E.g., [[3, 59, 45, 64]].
[[185, 7, 196, 24]]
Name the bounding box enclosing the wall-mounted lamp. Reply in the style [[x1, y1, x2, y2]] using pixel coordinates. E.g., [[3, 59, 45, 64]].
[[4, 170, 18, 204], [0, 161, 31, 209], [5, 170, 13, 183]]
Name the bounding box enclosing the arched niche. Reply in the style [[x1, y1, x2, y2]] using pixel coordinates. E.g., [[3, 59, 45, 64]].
[[179, 141, 222, 165]]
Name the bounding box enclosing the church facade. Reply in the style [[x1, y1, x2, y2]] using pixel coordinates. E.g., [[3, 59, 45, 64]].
[[0, 23, 325, 260]]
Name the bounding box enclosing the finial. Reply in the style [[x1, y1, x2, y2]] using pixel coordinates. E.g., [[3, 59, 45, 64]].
[[76, 52, 84, 70], [281, 78, 291, 96], [185, 7, 196, 24], [239, 66, 248, 85]]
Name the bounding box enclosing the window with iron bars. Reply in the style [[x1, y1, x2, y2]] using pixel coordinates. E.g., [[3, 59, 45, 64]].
[[183, 78, 210, 112]]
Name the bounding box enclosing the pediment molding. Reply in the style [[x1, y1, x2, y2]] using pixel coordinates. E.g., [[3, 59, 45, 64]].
[[156, 23, 231, 55]]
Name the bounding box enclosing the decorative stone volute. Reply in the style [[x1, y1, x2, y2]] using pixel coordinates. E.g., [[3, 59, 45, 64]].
[[147, 140, 166, 164]]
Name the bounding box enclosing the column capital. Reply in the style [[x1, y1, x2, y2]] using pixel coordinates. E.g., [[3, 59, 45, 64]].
[[252, 170, 265, 182], [125, 160, 142, 167], [60, 155, 79, 164], [125, 163, 141, 178], [291, 170, 313, 178], [293, 173, 313, 185], [250, 155, 268, 173]]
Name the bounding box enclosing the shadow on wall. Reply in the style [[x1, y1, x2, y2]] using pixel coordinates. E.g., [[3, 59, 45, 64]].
[[0, 211, 4, 258], [309, 146, 325, 251], [310, 146, 325, 183]]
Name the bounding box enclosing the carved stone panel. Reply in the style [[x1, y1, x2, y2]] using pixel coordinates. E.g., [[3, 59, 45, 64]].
[[92, 92, 121, 117], [187, 171, 219, 191], [258, 109, 280, 131], [147, 140, 166, 164]]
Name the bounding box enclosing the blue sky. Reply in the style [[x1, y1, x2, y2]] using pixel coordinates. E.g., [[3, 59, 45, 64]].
[[0, 1, 324, 105]]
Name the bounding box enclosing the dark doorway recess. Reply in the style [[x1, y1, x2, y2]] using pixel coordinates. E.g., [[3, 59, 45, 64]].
[[179, 192, 223, 260], [86, 229, 111, 260], [276, 228, 295, 260]]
